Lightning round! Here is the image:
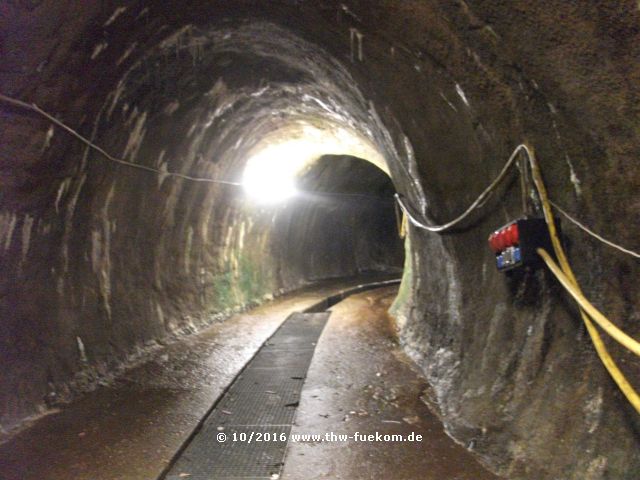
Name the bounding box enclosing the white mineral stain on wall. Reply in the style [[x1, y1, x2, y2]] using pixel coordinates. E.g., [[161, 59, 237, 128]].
[[156, 302, 165, 329], [122, 111, 147, 161], [156, 150, 166, 167], [157, 161, 169, 188], [76, 336, 88, 363], [104, 6, 127, 27], [0, 212, 18, 251], [455, 83, 470, 107], [107, 79, 126, 119], [90, 41, 108, 60], [153, 249, 163, 290], [224, 223, 234, 256], [425, 347, 461, 420], [90, 230, 102, 274], [156, 150, 169, 187], [90, 184, 116, 320], [340, 3, 361, 22], [21, 214, 34, 263], [237, 220, 246, 252], [551, 119, 582, 197], [206, 77, 226, 100], [159, 24, 193, 50], [54, 178, 72, 213], [445, 259, 462, 326], [584, 387, 603, 434], [161, 180, 183, 226], [163, 100, 179, 116], [91, 228, 112, 320], [439, 92, 458, 112], [136, 7, 149, 20], [124, 106, 138, 127], [200, 192, 216, 243], [41, 126, 54, 151], [62, 172, 87, 274], [566, 156, 582, 196], [116, 42, 137, 66], [184, 226, 194, 274], [400, 133, 427, 212], [349, 28, 364, 62]]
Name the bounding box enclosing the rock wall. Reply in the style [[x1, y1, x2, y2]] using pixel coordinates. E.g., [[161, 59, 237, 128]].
[[1, 1, 638, 478]]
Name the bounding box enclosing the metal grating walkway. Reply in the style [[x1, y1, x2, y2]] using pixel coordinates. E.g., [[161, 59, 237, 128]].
[[163, 312, 331, 480]]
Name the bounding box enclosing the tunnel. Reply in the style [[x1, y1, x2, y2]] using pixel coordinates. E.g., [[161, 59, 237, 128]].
[[1, 1, 639, 479]]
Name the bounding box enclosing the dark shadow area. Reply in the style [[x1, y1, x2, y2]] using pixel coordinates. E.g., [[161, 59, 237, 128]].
[[270, 155, 404, 285]]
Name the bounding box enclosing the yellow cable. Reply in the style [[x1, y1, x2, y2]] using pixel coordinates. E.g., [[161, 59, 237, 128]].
[[537, 248, 640, 413], [394, 199, 407, 238], [528, 145, 640, 355], [525, 143, 640, 414], [537, 248, 640, 357]]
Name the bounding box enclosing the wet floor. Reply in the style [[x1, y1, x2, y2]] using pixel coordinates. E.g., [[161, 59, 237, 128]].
[[282, 287, 500, 480], [0, 278, 382, 480], [0, 281, 499, 480]]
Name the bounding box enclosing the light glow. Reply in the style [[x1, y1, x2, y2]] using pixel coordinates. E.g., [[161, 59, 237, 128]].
[[242, 122, 387, 204], [241, 143, 302, 204]]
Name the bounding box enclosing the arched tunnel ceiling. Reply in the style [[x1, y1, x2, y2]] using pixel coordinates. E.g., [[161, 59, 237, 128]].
[[298, 154, 394, 196], [1, 2, 639, 479], [103, 20, 396, 178]]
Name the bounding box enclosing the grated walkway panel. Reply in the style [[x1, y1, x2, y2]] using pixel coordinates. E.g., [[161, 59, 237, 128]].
[[163, 312, 330, 480]]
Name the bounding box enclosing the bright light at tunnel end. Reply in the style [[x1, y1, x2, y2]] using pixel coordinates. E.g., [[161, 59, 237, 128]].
[[242, 167, 297, 204], [241, 142, 305, 204], [241, 123, 389, 205]]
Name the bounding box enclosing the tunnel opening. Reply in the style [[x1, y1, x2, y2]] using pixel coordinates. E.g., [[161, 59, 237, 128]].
[[270, 153, 405, 282], [0, 17, 412, 438], [1, 2, 640, 479]]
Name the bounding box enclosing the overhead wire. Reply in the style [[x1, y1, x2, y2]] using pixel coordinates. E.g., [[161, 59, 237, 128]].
[[0, 92, 242, 186], [550, 200, 640, 259], [397, 140, 640, 414], [394, 144, 526, 232], [524, 142, 640, 414], [0, 92, 397, 203], [4, 90, 637, 253], [395, 142, 639, 260], [1, 91, 639, 411]]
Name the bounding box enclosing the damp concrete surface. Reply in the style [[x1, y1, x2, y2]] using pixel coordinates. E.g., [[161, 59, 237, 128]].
[[0, 282, 498, 479], [282, 286, 499, 480]]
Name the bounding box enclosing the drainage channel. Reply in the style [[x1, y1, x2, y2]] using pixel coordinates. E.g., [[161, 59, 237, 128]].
[[161, 279, 400, 480]]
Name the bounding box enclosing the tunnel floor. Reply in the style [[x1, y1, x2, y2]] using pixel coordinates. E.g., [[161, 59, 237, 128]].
[[164, 311, 332, 479], [0, 282, 497, 480], [281, 287, 498, 480]]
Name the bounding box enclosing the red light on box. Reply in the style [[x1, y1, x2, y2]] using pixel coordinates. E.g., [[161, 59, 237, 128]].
[[488, 232, 499, 252], [488, 217, 554, 272], [488, 222, 520, 252], [507, 223, 519, 245]]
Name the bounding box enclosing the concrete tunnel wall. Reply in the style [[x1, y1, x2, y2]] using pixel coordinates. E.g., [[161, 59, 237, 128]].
[[1, 1, 639, 479]]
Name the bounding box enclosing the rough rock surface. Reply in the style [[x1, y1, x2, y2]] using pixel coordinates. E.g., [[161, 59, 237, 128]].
[[1, 1, 639, 478]]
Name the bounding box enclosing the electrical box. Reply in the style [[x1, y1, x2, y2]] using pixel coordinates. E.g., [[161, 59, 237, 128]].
[[488, 217, 553, 271]]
